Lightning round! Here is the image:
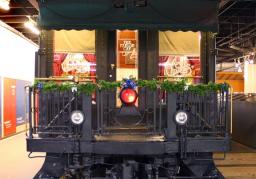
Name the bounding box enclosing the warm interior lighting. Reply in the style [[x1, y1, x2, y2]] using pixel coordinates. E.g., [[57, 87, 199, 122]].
[[244, 64, 256, 93], [24, 17, 40, 35], [0, 0, 10, 10]]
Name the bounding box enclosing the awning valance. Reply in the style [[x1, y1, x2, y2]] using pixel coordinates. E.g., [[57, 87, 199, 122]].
[[38, 0, 219, 32]]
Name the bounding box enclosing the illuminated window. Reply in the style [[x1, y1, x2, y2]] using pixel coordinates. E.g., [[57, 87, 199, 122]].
[[159, 31, 201, 84], [53, 30, 96, 81]]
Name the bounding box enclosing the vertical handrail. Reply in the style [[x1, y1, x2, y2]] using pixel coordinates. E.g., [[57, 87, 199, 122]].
[[225, 88, 231, 137], [230, 88, 233, 134], [24, 86, 28, 135], [153, 91, 156, 133], [159, 90, 162, 133], [100, 90, 104, 133], [96, 90, 100, 133], [28, 87, 33, 138]]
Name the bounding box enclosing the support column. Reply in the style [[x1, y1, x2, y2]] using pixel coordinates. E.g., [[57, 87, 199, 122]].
[[96, 30, 109, 80], [208, 32, 216, 82], [37, 30, 54, 77], [200, 32, 216, 83], [146, 30, 159, 79]]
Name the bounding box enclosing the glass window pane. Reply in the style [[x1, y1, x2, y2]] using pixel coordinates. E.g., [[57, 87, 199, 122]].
[[159, 31, 201, 84]]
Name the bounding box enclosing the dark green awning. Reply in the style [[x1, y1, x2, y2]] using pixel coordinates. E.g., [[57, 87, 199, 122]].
[[38, 0, 219, 32]]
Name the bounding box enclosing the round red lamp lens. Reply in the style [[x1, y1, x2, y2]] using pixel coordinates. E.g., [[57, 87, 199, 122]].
[[120, 88, 138, 105]]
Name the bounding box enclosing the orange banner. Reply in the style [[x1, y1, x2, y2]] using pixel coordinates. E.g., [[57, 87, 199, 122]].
[[3, 78, 16, 137]]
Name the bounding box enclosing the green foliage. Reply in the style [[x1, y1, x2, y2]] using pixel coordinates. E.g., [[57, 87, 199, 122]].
[[58, 82, 74, 92], [137, 79, 159, 90], [33, 79, 229, 95], [77, 83, 97, 95], [42, 81, 59, 92], [160, 80, 186, 93], [188, 82, 230, 95], [98, 80, 122, 90]]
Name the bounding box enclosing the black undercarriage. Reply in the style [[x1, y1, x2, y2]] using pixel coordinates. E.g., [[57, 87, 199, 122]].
[[34, 152, 225, 179]]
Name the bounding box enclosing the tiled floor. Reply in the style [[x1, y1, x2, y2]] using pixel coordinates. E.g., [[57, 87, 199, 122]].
[[0, 134, 256, 179], [0, 133, 44, 179], [215, 141, 256, 179]]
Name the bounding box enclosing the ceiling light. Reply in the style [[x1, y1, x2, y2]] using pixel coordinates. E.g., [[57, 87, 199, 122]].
[[0, 0, 10, 10], [24, 17, 40, 35]]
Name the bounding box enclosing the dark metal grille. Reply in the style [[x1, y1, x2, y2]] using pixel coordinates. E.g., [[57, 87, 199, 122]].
[[28, 89, 85, 138], [95, 88, 165, 135], [175, 90, 229, 137], [27, 86, 230, 140]]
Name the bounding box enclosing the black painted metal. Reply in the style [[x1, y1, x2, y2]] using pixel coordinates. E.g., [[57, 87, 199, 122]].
[[81, 95, 92, 141], [27, 138, 229, 154], [28, 86, 230, 147], [28, 88, 33, 138], [95, 30, 108, 80], [93, 88, 163, 135], [232, 94, 256, 149], [27, 86, 230, 178], [37, 30, 54, 78], [201, 32, 217, 83], [167, 93, 177, 139], [177, 91, 228, 137]]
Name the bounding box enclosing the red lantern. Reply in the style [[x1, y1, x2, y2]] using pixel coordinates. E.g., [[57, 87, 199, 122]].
[[120, 88, 138, 105]]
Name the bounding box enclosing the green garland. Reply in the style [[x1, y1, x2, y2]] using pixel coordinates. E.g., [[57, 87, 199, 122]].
[[33, 79, 229, 96], [98, 80, 121, 90]]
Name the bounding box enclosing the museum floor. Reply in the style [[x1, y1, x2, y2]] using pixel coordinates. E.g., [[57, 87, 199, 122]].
[[0, 133, 256, 179]]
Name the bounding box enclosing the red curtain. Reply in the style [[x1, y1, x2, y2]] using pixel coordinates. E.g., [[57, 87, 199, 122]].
[[83, 54, 96, 82], [53, 53, 68, 76]]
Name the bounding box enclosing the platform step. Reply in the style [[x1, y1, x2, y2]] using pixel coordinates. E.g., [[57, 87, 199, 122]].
[[215, 153, 256, 178]]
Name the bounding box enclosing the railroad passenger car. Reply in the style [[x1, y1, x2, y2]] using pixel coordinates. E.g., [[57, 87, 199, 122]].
[[27, 0, 231, 178]]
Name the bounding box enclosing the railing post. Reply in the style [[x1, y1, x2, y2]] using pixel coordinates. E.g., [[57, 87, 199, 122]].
[[225, 89, 230, 137], [167, 92, 177, 139], [81, 94, 92, 141], [153, 91, 156, 132], [28, 88, 33, 138]]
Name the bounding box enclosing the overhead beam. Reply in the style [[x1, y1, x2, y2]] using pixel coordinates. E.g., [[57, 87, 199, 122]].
[[0, 8, 38, 16], [27, 0, 39, 11], [219, 1, 237, 16], [7, 23, 26, 29], [9, 1, 34, 9], [1, 17, 28, 23]]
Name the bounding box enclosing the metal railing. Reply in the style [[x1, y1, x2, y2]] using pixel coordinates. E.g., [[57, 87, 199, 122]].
[[27, 88, 85, 138], [174, 89, 229, 137], [26, 87, 229, 139], [95, 88, 165, 135]]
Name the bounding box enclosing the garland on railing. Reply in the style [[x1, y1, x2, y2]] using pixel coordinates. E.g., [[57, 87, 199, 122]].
[[33, 79, 229, 95]]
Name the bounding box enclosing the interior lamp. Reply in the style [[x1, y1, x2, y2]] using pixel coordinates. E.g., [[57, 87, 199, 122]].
[[120, 88, 138, 105], [0, 0, 10, 10], [120, 79, 138, 106], [24, 17, 40, 35]]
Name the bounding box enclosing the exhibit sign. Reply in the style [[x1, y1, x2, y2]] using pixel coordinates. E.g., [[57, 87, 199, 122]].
[[116, 30, 138, 69], [3, 78, 16, 137], [16, 80, 27, 126]]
